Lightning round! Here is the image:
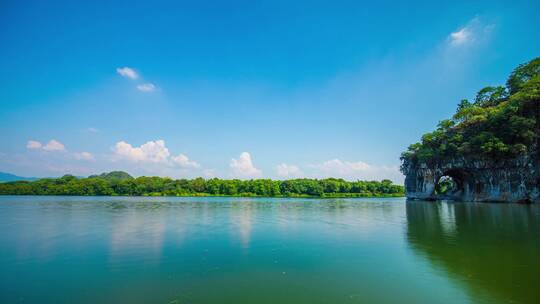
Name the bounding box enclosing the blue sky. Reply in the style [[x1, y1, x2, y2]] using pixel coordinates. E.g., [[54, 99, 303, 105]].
[[1, 0, 539, 182]]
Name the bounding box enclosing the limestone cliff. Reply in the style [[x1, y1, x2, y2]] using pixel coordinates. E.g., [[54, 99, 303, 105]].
[[401, 155, 539, 203], [400, 57, 540, 203]]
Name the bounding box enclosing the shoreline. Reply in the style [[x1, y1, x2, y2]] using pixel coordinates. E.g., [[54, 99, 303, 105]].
[[0, 193, 405, 199]]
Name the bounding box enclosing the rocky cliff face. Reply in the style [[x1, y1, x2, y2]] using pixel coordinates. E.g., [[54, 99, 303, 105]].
[[401, 155, 540, 203]]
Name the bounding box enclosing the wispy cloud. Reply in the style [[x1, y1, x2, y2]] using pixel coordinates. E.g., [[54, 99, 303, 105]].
[[26, 139, 99, 164], [137, 83, 156, 92], [309, 158, 402, 182], [116, 67, 158, 93], [42, 139, 66, 151], [449, 28, 471, 46], [448, 17, 495, 47], [203, 169, 216, 178], [276, 163, 304, 178], [74, 152, 95, 161], [116, 67, 139, 79], [26, 140, 42, 150], [28, 139, 66, 152]]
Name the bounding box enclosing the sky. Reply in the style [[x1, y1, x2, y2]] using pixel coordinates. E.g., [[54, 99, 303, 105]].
[[0, 0, 539, 183]]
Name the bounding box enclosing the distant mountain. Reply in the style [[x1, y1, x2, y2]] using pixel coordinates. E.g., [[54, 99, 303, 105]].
[[0, 171, 134, 183], [0, 172, 39, 182], [89, 171, 134, 181]]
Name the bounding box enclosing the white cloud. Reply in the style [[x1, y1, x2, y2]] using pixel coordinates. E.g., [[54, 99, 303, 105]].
[[112, 140, 170, 163], [74, 152, 95, 161], [276, 163, 303, 178], [87, 127, 99, 133], [172, 154, 200, 168], [42, 139, 66, 152], [230, 152, 262, 178], [313, 159, 371, 175], [448, 17, 494, 47], [26, 139, 95, 163], [26, 140, 42, 149], [203, 169, 216, 178], [310, 158, 402, 182], [116, 67, 139, 79], [116, 67, 159, 93], [450, 27, 470, 46], [110, 140, 204, 177], [137, 83, 156, 92], [27, 139, 65, 151]]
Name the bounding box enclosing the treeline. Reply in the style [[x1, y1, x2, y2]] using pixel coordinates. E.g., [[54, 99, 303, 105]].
[[0, 171, 404, 198], [401, 57, 540, 164]]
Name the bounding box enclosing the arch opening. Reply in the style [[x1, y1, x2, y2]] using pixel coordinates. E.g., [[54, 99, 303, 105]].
[[435, 176, 458, 195], [434, 169, 467, 200]]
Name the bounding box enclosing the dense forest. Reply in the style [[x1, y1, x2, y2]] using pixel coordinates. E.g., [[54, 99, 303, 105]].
[[401, 57, 540, 165], [0, 171, 404, 198]]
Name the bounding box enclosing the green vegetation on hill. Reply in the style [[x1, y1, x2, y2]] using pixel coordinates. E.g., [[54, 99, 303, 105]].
[[88, 171, 134, 181], [401, 57, 540, 165], [0, 172, 404, 198]]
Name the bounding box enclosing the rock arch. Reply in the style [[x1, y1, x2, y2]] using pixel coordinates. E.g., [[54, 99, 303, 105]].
[[401, 156, 540, 203], [433, 169, 470, 200]]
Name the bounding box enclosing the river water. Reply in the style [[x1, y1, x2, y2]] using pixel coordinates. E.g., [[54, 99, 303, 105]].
[[0, 196, 538, 303]]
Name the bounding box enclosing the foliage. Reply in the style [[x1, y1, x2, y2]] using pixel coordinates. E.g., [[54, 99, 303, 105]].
[[88, 171, 134, 181], [434, 176, 457, 195], [0, 172, 404, 197], [401, 57, 540, 166]]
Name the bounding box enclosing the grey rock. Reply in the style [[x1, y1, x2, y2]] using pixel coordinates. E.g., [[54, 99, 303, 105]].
[[401, 155, 539, 203]]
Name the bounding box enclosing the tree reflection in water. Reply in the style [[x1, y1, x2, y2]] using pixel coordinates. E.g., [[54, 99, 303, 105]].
[[406, 200, 540, 304]]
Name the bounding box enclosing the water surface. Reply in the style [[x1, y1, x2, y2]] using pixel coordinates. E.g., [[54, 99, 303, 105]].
[[0, 196, 538, 303]]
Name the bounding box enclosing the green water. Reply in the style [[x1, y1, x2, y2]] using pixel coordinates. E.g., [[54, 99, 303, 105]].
[[0, 196, 538, 303]]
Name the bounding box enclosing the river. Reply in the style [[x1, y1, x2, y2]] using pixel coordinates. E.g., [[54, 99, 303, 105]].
[[0, 196, 538, 303]]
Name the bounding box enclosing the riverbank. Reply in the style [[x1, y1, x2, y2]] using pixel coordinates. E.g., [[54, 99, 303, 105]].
[[0, 171, 405, 198], [0, 193, 405, 199]]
